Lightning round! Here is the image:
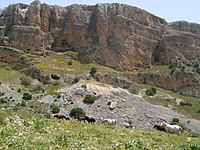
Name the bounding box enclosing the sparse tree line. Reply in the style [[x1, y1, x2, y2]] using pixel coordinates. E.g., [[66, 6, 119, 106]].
[[168, 57, 200, 75]]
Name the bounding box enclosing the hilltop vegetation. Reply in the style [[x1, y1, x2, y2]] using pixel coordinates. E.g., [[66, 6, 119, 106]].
[[0, 49, 200, 149]]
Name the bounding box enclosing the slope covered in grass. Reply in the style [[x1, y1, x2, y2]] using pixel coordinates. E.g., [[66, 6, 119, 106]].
[[141, 85, 200, 120], [0, 108, 200, 150]]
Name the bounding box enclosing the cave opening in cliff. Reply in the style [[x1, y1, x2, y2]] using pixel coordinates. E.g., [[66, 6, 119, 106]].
[[152, 45, 161, 64]]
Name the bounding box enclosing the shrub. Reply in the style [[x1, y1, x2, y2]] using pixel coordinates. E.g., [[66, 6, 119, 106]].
[[20, 101, 26, 107], [151, 87, 157, 93], [172, 118, 179, 123], [0, 91, 5, 97], [170, 67, 176, 75], [50, 104, 60, 114], [180, 101, 192, 106], [69, 107, 86, 118], [168, 63, 174, 69], [57, 94, 61, 99], [145, 87, 157, 96], [17, 88, 21, 93], [19, 76, 31, 87], [0, 98, 7, 104], [67, 60, 72, 65], [170, 118, 179, 125], [0, 38, 3, 46], [90, 67, 97, 77], [44, 112, 51, 119], [180, 66, 185, 72], [72, 76, 80, 84], [194, 63, 199, 68], [196, 67, 200, 74], [189, 144, 200, 150], [145, 89, 154, 96], [83, 94, 96, 104], [22, 93, 32, 100]]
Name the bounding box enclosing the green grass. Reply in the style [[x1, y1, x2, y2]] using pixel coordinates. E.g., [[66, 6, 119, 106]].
[[0, 67, 22, 86], [139, 65, 170, 74], [141, 84, 200, 120], [0, 108, 199, 150], [32, 53, 117, 76]]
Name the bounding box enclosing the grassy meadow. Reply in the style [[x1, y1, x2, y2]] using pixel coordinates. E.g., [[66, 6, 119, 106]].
[[0, 107, 200, 150]]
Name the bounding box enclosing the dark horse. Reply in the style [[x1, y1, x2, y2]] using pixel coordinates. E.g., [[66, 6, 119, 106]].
[[154, 124, 166, 131], [54, 114, 70, 120], [85, 116, 96, 124], [77, 116, 96, 124]]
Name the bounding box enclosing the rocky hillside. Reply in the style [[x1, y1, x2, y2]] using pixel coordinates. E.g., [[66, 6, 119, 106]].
[[0, 1, 200, 71], [1, 79, 200, 134], [0, 2, 200, 143]]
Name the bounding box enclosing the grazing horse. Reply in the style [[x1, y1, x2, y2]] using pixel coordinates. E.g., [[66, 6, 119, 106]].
[[54, 114, 70, 120], [100, 118, 117, 125], [84, 116, 96, 124], [153, 124, 166, 131], [77, 116, 96, 124], [160, 122, 183, 136], [77, 116, 87, 122]]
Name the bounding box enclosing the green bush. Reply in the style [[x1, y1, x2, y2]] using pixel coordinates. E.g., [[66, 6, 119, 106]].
[[90, 67, 97, 77], [145, 89, 154, 96], [50, 104, 60, 114], [0, 98, 7, 104], [145, 87, 157, 96], [0, 91, 5, 97], [20, 101, 26, 107], [69, 107, 86, 118], [22, 93, 32, 100], [172, 118, 179, 122], [44, 112, 51, 119], [180, 101, 192, 106], [72, 76, 80, 84], [57, 94, 61, 99], [67, 60, 73, 65], [170, 67, 176, 75], [168, 63, 174, 69], [170, 118, 179, 125], [189, 144, 200, 150], [151, 87, 157, 94], [196, 67, 200, 74], [17, 88, 21, 93], [0, 38, 3, 45], [180, 66, 185, 72], [83, 94, 96, 104]]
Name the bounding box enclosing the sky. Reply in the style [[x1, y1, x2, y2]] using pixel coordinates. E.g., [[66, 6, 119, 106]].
[[0, 0, 199, 24]]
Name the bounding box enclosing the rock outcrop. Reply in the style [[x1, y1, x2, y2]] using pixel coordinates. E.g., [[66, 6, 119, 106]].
[[127, 72, 200, 98], [1, 1, 199, 71], [153, 21, 200, 64]]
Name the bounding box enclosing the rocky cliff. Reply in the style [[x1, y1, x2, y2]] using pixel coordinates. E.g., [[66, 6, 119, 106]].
[[0, 1, 200, 71]]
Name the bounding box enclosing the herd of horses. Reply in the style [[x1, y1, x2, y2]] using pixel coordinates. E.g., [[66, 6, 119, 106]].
[[53, 114, 96, 124], [54, 114, 184, 135]]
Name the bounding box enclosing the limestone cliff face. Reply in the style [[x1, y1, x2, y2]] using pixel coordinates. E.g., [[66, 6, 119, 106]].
[[153, 21, 200, 64], [0, 1, 200, 71]]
